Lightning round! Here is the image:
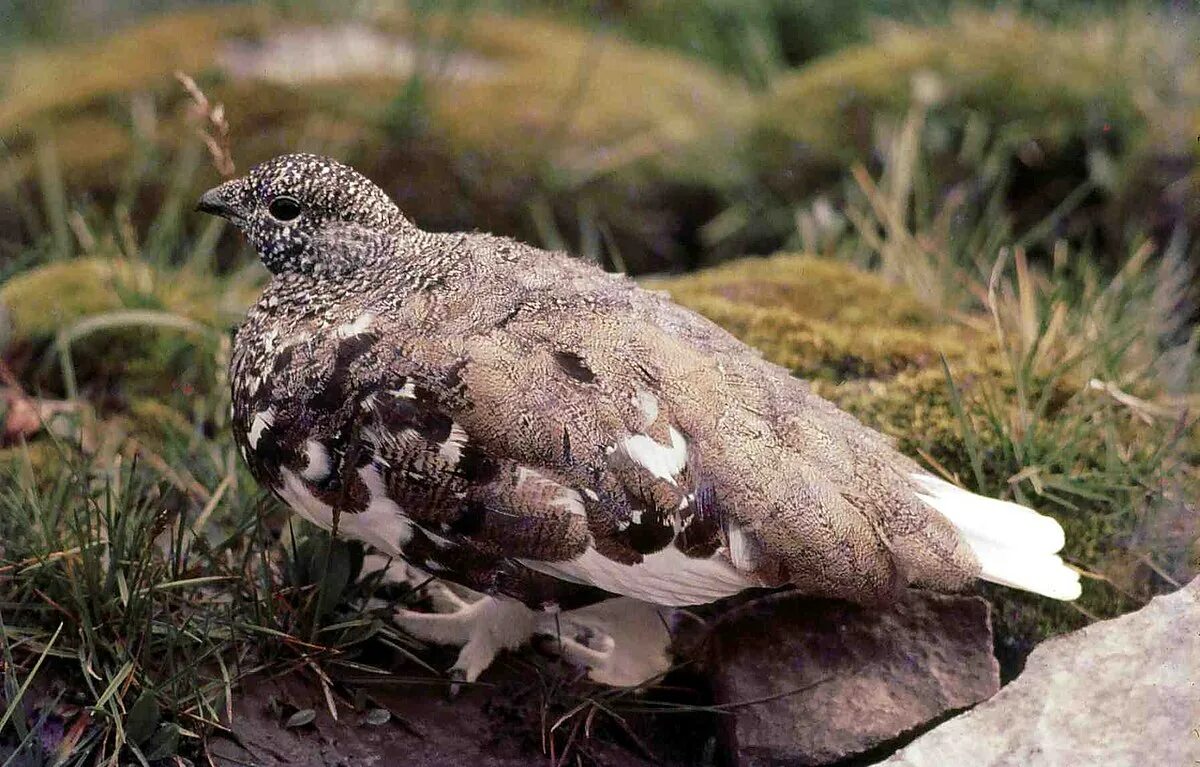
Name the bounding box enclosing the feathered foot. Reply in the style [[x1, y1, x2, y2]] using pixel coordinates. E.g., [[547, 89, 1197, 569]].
[[539, 598, 675, 687], [393, 578, 675, 688], [394, 583, 538, 690]]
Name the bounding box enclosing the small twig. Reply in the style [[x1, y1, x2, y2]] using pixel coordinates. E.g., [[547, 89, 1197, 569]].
[[1134, 553, 1183, 590], [175, 71, 235, 177], [1087, 378, 1182, 424], [915, 447, 960, 485], [0, 541, 107, 575], [305, 660, 339, 722], [123, 439, 211, 504], [1068, 601, 1102, 622]]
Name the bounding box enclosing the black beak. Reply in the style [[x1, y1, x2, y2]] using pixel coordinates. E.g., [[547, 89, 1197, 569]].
[[195, 182, 240, 220]]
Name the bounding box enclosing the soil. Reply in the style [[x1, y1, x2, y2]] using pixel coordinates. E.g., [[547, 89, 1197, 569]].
[[208, 651, 719, 767]]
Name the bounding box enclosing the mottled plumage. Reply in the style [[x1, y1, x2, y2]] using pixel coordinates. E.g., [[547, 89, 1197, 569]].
[[199, 154, 1080, 685]]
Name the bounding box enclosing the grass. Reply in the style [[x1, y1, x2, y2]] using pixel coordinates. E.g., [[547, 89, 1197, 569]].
[[0, 424, 440, 764], [804, 96, 1198, 670], [0, 455, 251, 764], [0, 2, 1196, 763], [481, 0, 1159, 88], [0, 162, 443, 764]]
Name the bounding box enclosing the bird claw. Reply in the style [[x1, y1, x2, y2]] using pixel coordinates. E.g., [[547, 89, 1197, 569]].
[[534, 599, 675, 687], [446, 667, 467, 699], [536, 619, 617, 670], [393, 584, 538, 685]]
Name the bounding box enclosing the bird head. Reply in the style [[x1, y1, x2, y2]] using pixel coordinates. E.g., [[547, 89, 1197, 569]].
[[196, 153, 413, 275]]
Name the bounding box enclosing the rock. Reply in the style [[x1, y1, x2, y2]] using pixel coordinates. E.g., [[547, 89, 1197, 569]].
[[880, 576, 1200, 766], [708, 589, 999, 766]]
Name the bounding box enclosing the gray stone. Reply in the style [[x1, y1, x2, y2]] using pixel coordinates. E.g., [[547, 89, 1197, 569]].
[[882, 576, 1200, 767], [709, 589, 1000, 766]]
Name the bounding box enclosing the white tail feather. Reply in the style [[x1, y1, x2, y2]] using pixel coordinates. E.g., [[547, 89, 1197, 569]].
[[914, 474, 1082, 601]]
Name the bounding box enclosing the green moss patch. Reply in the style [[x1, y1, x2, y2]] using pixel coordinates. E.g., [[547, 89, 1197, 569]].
[[755, 12, 1159, 164], [0, 256, 258, 402]]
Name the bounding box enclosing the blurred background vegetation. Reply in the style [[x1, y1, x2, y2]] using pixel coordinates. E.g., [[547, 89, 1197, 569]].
[[0, 0, 1197, 763]]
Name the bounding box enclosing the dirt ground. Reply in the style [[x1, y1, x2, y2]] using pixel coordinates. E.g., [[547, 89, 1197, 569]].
[[208, 651, 718, 767]]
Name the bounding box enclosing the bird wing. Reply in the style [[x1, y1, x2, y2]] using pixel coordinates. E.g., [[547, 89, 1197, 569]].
[[233, 306, 759, 607], [353, 334, 762, 607], [403, 251, 984, 607], [429, 292, 937, 607]]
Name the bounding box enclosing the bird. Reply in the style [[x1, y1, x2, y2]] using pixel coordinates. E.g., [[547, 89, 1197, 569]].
[[198, 153, 1081, 687]]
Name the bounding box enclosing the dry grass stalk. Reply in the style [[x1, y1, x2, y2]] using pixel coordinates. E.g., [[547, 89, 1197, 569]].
[[175, 71, 235, 177]]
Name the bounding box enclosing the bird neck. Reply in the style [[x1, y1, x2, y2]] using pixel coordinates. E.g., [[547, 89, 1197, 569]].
[[265, 224, 455, 297], [263, 220, 404, 277]]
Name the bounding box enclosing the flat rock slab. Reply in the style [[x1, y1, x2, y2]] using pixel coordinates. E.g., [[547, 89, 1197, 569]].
[[882, 576, 1200, 766], [709, 589, 999, 766]]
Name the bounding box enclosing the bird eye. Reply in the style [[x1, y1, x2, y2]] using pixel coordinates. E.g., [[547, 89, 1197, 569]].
[[267, 196, 303, 222]]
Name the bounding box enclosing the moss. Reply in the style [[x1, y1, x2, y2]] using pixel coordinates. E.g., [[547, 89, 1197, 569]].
[[399, 10, 753, 188], [0, 257, 152, 341], [755, 12, 1152, 165], [648, 253, 989, 392], [1, 6, 751, 271], [0, 256, 259, 401], [748, 7, 1198, 245], [648, 255, 970, 381], [126, 397, 198, 448], [0, 441, 66, 486], [0, 256, 257, 340], [651, 254, 1001, 460], [0, 8, 269, 135]]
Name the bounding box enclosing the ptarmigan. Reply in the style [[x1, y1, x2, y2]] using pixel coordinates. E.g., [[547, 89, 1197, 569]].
[[199, 154, 1081, 687]]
